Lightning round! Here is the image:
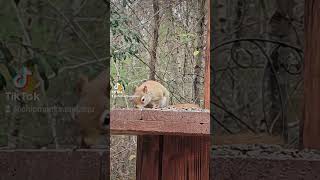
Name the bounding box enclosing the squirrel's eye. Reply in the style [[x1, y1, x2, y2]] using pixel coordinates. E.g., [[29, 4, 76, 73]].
[[141, 97, 145, 102]]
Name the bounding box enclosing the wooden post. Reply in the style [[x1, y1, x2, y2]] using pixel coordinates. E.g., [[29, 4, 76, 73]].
[[136, 135, 161, 180], [303, 0, 320, 149], [136, 136, 210, 180], [127, 109, 210, 180], [136, 135, 210, 180]]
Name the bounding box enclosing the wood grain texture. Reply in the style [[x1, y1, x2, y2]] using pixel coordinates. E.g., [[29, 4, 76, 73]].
[[110, 108, 211, 180], [110, 109, 210, 135], [136, 135, 161, 180], [162, 136, 210, 180], [0, 150, 109, 180], [136, 135, 210, 180], [303, 0, 320, 149], [212, 157, 320, 180], [213, 133, 283, 145]]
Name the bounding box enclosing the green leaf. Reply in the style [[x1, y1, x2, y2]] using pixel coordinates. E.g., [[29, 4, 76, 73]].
[[193, 50, 200, 56]]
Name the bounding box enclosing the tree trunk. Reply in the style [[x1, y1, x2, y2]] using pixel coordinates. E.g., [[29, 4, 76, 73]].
[[167, 0, 178, 104], [149, 0, 160, 80], [303, 0, 320, 149], [194, 0, 205, 105]]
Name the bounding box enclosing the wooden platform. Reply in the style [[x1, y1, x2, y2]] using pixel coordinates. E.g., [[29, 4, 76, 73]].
[[110, 108, 210, 136]]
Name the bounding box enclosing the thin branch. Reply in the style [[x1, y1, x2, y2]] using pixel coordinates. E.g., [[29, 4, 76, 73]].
[[11, 0, 34, 57], [47, 0, 100, 60]]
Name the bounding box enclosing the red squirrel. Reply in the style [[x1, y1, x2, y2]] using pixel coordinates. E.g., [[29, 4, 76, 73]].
[[132, 80, 170, 108], [132, 81, 203, 110], [74, 70, 108, 148]]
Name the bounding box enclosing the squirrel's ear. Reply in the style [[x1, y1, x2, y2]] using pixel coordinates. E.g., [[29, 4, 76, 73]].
[[143, 85, 148, 93]]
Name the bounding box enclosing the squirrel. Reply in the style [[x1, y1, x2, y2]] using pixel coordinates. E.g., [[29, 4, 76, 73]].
[[132, 80, 203, 110], [73, 70, 108, 148], [132, 80, 170, 108]]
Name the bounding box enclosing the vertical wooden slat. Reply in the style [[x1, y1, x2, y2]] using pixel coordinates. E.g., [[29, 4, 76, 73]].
[[136, 135, 210, 180], [162, 136, 210, 180], [136, 135, 160, 180], [303, 0, 320, 149]]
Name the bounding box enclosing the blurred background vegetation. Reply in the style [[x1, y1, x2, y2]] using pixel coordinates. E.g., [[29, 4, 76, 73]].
[[212, 0, 303, 147], [110, 0, 208, 108], [0, 0, 107, 148]]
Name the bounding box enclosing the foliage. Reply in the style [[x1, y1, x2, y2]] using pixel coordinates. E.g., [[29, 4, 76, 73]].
[[0, 0, 107, 148], [110, 4, 141, 63], [212, 0, 304, 146]]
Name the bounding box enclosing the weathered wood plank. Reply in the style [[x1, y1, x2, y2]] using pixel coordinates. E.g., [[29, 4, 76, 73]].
[[212, 144, 320, 179], [212, 157, 320, 180], [110, 109, 210, 135], [111, 120, 209, 135], [0, 150, 109, 180]]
